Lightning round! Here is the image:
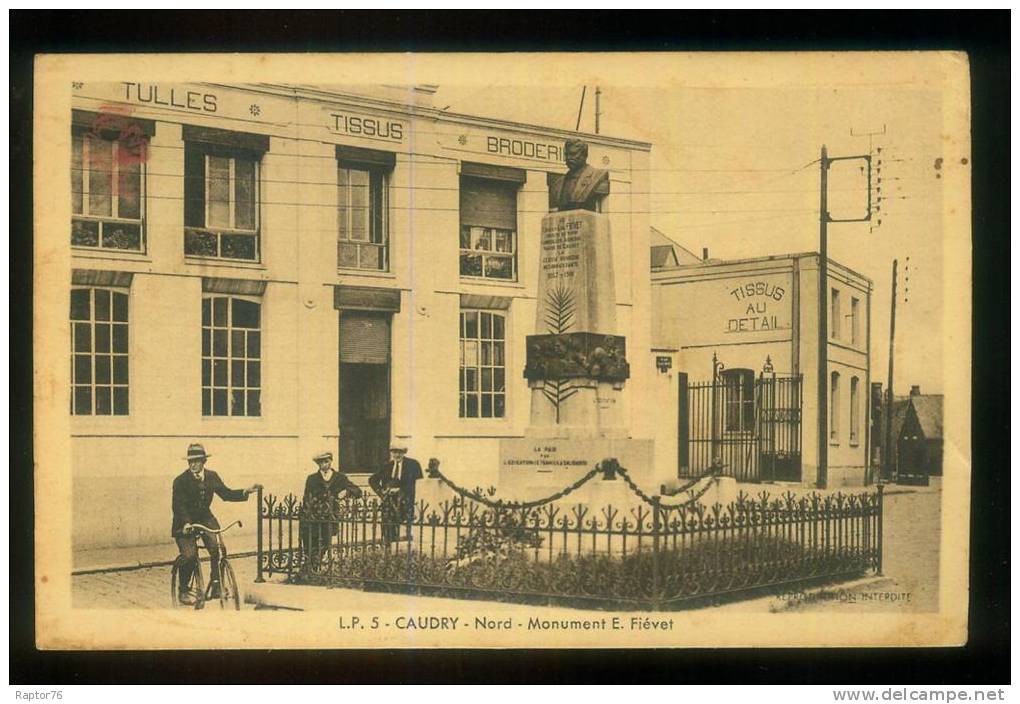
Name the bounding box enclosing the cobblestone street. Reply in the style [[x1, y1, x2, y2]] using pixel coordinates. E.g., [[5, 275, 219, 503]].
[[73, 555, 261, 610]]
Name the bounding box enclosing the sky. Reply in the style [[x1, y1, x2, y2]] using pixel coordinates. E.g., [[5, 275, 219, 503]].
[[431, 54, 960, 395]]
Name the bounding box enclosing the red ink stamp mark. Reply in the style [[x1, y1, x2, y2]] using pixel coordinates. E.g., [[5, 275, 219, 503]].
[[90, 104, 149, 167]]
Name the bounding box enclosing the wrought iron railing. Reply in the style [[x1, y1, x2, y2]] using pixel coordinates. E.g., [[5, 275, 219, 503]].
[[255, 463, 882, 610]]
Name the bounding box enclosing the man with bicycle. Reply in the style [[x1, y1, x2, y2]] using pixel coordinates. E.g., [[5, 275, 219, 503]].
[[172, 443, 260, 605]]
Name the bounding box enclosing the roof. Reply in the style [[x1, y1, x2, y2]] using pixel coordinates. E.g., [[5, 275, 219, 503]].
[[888, 396, 911, 444], [651, 245, 679, 269], [909, 395, 944, 440], [649, 226, 704, 268]]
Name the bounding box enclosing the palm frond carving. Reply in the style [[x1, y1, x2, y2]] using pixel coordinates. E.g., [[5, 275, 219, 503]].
[[542, 379, 578, 424], [544, 281, 576, 334]]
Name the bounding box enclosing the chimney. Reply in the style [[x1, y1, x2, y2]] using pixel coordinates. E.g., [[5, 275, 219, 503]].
[[702, 247, 709, 261], [910, 385, 921, 396]]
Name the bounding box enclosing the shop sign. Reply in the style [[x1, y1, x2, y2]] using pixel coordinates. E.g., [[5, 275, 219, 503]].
[[725, 279, 789, 333], [73, 82, 279, 123], [326, 110, 405, 143]]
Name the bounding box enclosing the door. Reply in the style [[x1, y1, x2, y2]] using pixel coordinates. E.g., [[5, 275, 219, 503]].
[[339, 311, 391, 473]]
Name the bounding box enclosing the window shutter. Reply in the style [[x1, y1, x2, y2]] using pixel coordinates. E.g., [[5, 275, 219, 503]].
[[340, 313, 390, 364], [337, 145, 396, 170], [460, 176, 518, 230], [184, 145, 205, 227], [72, 109, 156, 138], [182, 124, 269, 154]]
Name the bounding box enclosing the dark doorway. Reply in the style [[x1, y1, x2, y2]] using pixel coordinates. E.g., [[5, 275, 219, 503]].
[[678, 362, 803, 483], [339, 312, 391, 473]]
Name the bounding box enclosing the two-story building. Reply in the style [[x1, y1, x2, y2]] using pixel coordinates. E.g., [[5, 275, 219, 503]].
[[67, 82, 654, 551], [650, 247, 873, 488]]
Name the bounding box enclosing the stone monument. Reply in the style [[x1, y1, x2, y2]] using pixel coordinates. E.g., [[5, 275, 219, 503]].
[[497, 139, 654, 499]]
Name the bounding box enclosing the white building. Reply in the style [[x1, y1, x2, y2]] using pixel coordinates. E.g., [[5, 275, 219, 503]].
[[67, 82, 655, 551], [650, 246, 873, 488]]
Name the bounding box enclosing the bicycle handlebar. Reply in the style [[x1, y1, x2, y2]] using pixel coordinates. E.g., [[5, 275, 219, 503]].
[[183, 520, 243, 535]]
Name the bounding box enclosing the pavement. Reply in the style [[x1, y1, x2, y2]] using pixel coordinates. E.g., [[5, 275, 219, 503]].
[[71, 482, 940, 613]]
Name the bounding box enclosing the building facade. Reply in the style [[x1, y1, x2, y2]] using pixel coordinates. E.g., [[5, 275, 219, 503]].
[[650, 251, 873, 488], [67, 82, 654, 551]]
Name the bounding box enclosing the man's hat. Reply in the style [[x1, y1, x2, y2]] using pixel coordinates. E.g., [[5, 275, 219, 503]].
[[313, 450, 333, 463], [389, 439, 408, 452], [184, 443, 210, 461]]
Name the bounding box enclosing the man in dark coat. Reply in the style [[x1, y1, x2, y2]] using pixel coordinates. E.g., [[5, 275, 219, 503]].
[[300, 450, 363, 575], [171, 443, 259, 604], [368, 440, 423, 544]]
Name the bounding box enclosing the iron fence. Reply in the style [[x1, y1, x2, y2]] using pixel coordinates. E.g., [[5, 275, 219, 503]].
[[679, 356, 803, 483], [256, 466, 882, 610]]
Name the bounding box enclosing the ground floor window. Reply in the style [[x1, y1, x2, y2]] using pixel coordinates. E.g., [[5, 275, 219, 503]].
[[202, 295, 262, 416], [830, 371, 841, 441], [721, 368, 755, 432], [459, 310, 506, 418], [70, 287, 129, 415]]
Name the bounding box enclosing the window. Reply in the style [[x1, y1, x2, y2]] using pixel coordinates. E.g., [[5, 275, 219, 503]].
[[183, 127, 268, 262], [71, 131, 145, 252], [851, 296, 861, 346], [202, 296, 262, 416], [70, 288, 129, 415], [830, 371, 841, 441], [850, 376, 860, 444], [459, 165, 523, 281], [459, 310, 506, 418], [721, 368, 755, 432], [338, 166, 388, 271], [830, 288, 841, 340]]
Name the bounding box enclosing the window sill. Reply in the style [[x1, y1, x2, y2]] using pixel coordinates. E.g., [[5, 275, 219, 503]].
[[849, 441, 860, 448], [829, 441, 840, 447], [185, 256, 267, 271], [72, 247, 151, 263], [459, 277, 526, 290], [337, 268, 397, 280]]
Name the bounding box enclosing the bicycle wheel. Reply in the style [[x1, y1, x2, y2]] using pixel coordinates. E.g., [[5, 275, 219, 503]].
[[170, 558, 181, 608], [219, 561, 241, 611], [171, 557, 205, 609]]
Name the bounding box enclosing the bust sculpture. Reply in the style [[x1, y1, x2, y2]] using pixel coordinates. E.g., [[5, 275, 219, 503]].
[[548, 138, 610, 212]]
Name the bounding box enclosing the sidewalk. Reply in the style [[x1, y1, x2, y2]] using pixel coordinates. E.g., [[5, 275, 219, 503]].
[[73, 535, 259, 574]]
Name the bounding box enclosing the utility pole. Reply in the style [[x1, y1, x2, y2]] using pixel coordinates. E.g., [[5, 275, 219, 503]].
[[575, 86, 587, 132], [816, 145, 873, 489], [594, 86, 602, 135], [818, 146, 829, 489], [883, 258, 898, 482]]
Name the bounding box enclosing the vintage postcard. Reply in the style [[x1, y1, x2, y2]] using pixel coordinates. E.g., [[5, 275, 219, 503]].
[[34, 51, 970, 649]]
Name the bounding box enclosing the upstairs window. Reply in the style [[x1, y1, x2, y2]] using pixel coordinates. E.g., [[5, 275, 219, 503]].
[[830, 288, 841, 340], [184, 126, 268, 262], [721, 368, 755, 433], [459, 163, 524, 282], [851, 296, 861, 346], [71, 111, 152, 252], [337, 146, 394, 271]]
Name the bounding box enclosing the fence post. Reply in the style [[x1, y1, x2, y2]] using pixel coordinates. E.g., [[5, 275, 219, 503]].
[[876, 484, 884, 575], [678, 372, 689, 475], [255, 486, 264, 583], [652, 495, 662, 609]]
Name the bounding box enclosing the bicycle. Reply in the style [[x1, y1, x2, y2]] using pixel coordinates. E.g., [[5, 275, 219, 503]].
[[170, 520, 243, 610]]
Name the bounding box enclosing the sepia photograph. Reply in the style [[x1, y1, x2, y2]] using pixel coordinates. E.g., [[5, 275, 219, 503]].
[[30, 48, 973, 653]]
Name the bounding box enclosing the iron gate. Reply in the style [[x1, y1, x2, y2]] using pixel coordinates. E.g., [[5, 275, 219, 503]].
[[678, 356, 803, 483]]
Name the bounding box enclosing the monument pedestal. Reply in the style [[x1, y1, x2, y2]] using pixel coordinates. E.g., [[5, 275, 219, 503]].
[[495, 207, 656, 503]]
